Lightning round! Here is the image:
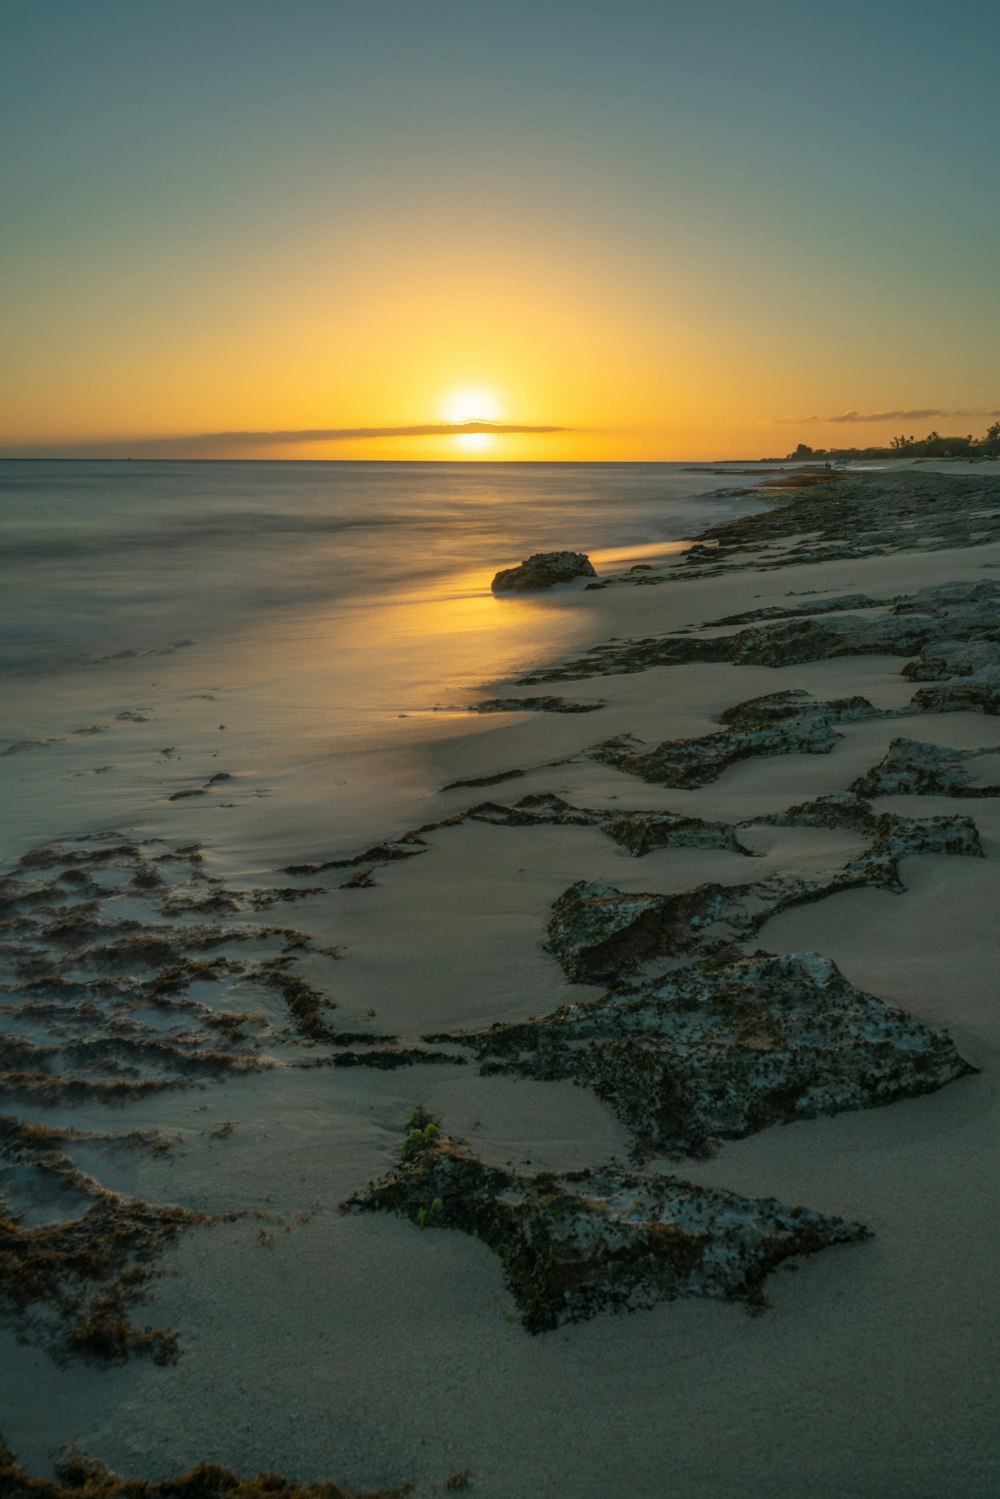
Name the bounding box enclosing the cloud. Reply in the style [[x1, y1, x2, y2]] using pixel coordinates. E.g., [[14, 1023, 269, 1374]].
[[190, 422, 568, 445], [762, 407, 997, 427], [0, 421, 570, 460]]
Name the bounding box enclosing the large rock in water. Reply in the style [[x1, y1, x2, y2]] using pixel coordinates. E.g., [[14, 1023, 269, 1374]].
[[491, 550, 597, 592]]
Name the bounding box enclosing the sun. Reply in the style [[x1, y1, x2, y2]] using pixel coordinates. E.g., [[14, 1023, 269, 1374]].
[[444, 388, 501, 425], [443, 388, 502, 453]]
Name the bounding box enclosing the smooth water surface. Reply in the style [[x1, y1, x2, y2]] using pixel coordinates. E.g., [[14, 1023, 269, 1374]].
[[0, 461, 768, 861]]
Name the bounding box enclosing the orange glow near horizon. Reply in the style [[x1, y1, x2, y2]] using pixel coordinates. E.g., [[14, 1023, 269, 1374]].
[[2, 207, 993, 463], [453, 432, 494, 453]]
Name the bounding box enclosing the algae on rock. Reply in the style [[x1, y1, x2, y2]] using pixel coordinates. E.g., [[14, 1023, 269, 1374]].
[[585, 696, 883, 790], [543, 807, 982, 986], [432, 953, 973, 1154], [343, 1118, 869, 1331], [850, 738, 1000, 798]]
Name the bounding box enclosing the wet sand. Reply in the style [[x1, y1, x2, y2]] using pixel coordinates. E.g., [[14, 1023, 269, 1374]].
[[2, 464, 1000, 1498]]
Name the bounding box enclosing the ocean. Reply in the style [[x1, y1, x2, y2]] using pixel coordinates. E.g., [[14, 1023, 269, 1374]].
[[0, 460, 767, 864]]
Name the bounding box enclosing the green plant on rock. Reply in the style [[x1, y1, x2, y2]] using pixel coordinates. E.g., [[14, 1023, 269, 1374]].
[[415, 1198, 445, 1230], [401, 1109, 441, 1161]]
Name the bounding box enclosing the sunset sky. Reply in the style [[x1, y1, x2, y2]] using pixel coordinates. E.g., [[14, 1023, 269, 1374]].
[[2, 0, 997, 461]]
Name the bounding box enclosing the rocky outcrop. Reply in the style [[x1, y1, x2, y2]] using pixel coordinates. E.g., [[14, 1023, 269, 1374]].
[[753, 791, 879, 832], [902, 638, 1000, 681], [546, 879, 743, 984], [544, 813, 982, 986], [491, 551, 597, 592], [518, 576, 1000, 684], [910, 675, 1000, 716], [901, 635, 1000, 716], [342, 1115, 869, 1330], [437, 953, 972, 1153], [709, 594, 884, 627], [585, 695, 881, 789], [846, 812, 984, 888], [688, 472, 1000, 575], [287, 793, 755, 877], [850, 738, 1000, 798], [470, 696, 603, 714], [463, 792, 756, 857]]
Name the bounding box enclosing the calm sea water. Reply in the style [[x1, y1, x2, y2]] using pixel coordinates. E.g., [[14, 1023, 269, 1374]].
[[0, 460, 772, 861], [0, 460, 765, 674]]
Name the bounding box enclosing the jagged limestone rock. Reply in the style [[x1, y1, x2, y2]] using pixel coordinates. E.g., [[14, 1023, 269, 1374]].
[[850, 738, 1000, 798], [435, 954, 972, 1153], [585, 711, 847, 790], [709, 594, 884, 627], [582, 694, 884, 790], [718, 691, 881, 729], [518, 573, 1000, 685], [464, 792, 755, 857], [546, 873, 848, 984], [910, 674, 1000, 716], [545, 813, 982, 985], [470, 696, 604, 714], [290, 793, 756, 876], [753, 791, 878, 833], [546, 880, 710, 984], [902, 638, 1000, 682], [491, 551, 597, 592], [601, 811, 753, 857], [846, 813, 983, 888], [900, 628, 1000, 716], [724, 614, 938, 668], [342, 1117, 869, 1330]]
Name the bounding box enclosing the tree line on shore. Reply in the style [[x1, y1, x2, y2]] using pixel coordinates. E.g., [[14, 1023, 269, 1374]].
[[786, 422, 1000, 462]]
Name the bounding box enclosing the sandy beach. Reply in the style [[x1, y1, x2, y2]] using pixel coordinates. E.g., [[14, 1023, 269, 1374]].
[[3, 462, 1000, 1498]]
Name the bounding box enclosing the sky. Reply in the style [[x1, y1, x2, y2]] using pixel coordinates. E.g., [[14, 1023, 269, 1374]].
[[1, 0, 998, 461]]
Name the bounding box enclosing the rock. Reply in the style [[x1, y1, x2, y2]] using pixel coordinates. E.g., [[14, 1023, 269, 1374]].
[[902, 638, 1000, 681], [717, 689, 816, 726], [547, 880, 700, 984], [342, 1116, 869, 1330], [545, 874, 817, 984], [601, 810, 754, 858], [509, 693, 884, 793], [491, 551, 597, 593], [847, 813, 983, 888], [518, 575, 1000, 684], [850, 738, 1000, 798], [441, 768, 526, 791], [544, 814, 983, 986], [470, 696, 603, 714], [755, 791, 878, 833], [463, 792, 755, 857], [911, 674, 1000, 716], [901, 637, 1000, 716], [709, 594, 884, 628], [439, 953, 972, 1152], [585, 711, 845, 789], [328, 1047, 466, 1069]]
